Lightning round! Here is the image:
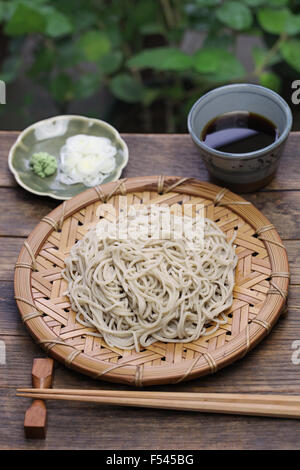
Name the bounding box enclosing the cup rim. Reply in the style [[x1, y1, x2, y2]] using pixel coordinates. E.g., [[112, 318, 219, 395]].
[[187, 83, 293, 159]]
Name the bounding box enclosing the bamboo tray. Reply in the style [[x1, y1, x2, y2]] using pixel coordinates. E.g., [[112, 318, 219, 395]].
[[14, 176, 289, 386]]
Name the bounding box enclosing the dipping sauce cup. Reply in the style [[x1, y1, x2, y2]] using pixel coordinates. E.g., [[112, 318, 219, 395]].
[[187, 84, 293, 192]]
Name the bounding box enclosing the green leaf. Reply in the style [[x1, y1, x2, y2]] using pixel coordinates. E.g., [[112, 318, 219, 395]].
[[267, 0, 288, 6], [195, 0, 221, 5], [257, 7, 300, 35], [1, 1, 15, 21], [73, 74, 100, 99], [4, 2, 46, 35], [50, 74, 73, 103], [252, 47, 266, 68], [284, 14, 300, 35], [216, 2, 252, 30], [280, 39, 300, 72], [110, 74, 144, 103], [242, 0, 265, 6], [78, 31, 111, 62], [20, 0, 48, 4], [252, 46, 281, 68], [257, 8, 286, 33], [127, 47, 193, 71], [193, 48, 245, 80], [259, 71, 281, 92], [2, 0, 48, 21], [45, 9, 73, 37], [0, 1, 5, 21], [98, 51, 123, 75]]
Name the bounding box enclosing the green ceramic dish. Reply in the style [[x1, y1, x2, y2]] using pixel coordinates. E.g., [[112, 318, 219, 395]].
[[8, 115, 129, 200]]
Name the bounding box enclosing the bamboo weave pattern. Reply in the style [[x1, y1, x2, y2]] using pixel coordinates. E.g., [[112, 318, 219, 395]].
[[14, 177, 289, 385]]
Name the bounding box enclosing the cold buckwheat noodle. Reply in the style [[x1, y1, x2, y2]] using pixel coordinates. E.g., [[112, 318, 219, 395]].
[[62, 209, 237, 352]]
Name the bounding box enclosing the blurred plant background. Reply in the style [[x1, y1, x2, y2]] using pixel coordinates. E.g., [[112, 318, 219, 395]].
[[0, 0, 300, 132]]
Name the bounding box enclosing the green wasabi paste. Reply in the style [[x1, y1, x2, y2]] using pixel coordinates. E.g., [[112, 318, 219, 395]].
[[30, 152, 57, 178]]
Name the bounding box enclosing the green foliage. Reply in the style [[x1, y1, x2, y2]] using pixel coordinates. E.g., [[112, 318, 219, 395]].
[[5, 3, 46, 35], [44, 8, 73, 38], [194, 0, 221, 6], [127, 48, 193, 71], [110, 74, 145, 103], [216, 2, 253, 31], [193, 48, 245, 80], [252, 46, 281, 68], [257, 8, 289, 34], [280, 39, 300, 72], [78, 31, 111, 62], [257, 7, 300, 35], [99, 52, 123, 75], [259, 71, 281, 92], [242, 0, 265, 6], [74, 74, 101, 100], [0, 0, 299, 132], [0, 1, 5, 21], [267, 0, 289, 6]]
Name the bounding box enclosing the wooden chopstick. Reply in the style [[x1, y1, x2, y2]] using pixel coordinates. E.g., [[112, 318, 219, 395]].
[[16, 389, 300, 419], [16, 388, 300, 405]]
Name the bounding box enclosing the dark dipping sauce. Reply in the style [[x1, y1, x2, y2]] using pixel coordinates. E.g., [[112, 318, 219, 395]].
[[201, 111, 278, 154]]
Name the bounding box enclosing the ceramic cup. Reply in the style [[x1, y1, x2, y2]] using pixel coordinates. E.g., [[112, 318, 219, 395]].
[[187, 84, 293, 192]]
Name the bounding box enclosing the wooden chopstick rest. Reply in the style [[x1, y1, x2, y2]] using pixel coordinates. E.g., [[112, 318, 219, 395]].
[[24, 358, 54, 439]]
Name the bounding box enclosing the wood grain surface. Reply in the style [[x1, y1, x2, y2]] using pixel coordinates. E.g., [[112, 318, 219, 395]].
[[1, 131, 300, 449]]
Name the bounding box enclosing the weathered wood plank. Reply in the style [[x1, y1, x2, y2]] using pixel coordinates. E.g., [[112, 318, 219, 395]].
[[0, 282, 25, 336], [285, 240, 300, 284], [245, 191, 300, 239], [123, 132, 300, 192], [0, 187, 57, 236], [0, 238, 25, 281], [1, 386, 300, 450], [0, 131, 19, 186], [1, 131, 300, 190]]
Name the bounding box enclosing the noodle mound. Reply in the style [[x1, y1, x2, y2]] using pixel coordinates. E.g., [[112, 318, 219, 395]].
[[63, 212, 237, 351]]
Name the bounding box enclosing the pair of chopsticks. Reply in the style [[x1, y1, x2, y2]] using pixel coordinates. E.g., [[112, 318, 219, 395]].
[[16, 388, 300, 419]]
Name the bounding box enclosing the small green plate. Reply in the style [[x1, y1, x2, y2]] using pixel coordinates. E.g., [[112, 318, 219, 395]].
[[8, 115, 129, 200]]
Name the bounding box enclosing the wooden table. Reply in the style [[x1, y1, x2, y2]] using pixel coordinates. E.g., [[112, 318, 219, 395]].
[[1, 131, 300, 450]]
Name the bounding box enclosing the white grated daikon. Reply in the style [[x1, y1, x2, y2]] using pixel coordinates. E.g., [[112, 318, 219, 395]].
[[58, 134, 117, 186]]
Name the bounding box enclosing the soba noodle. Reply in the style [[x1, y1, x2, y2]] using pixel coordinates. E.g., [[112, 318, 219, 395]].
[[62, 210, 237, 352]]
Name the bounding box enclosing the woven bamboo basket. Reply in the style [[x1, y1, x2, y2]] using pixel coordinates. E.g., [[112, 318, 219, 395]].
[[14, 176, 289, 386]]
